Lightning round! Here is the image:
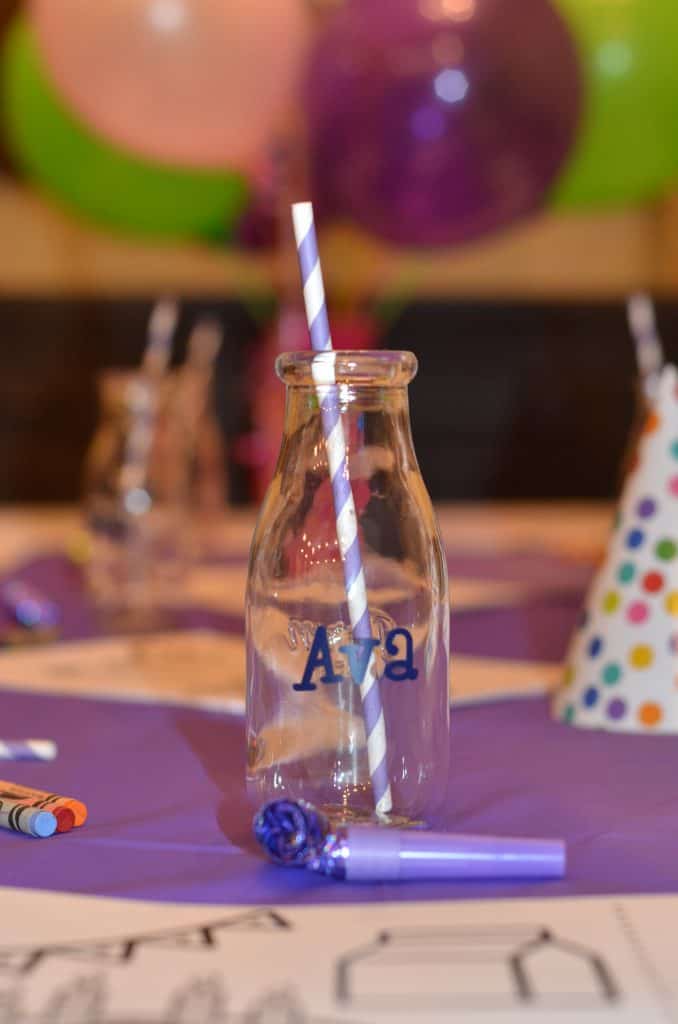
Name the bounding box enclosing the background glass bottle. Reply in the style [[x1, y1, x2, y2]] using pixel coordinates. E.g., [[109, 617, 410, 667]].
[[82, 369, 191, 622]]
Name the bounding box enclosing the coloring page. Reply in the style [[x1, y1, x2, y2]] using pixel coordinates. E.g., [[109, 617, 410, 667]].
[[0, 888, 675, 1022]]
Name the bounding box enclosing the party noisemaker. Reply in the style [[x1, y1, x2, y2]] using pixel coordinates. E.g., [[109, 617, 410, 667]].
[[254, 800, 566, 882]]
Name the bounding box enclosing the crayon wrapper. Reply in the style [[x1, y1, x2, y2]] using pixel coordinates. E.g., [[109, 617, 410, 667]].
[[0, 794, 55, 836], [0, 781, 86, 826]]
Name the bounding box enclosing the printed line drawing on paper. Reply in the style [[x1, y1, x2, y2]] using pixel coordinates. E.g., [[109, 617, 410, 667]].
[[336, 925, 620, 1011]]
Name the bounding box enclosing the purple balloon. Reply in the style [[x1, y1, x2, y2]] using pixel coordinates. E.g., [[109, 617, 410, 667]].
[[307, 0, 582, 246]]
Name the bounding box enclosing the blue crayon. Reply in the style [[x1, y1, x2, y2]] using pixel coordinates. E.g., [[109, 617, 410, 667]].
[[0, 796, 57, 837]]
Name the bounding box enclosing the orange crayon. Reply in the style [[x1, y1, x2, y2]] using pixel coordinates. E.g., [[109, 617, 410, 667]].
[[0, 780, 87, 827]]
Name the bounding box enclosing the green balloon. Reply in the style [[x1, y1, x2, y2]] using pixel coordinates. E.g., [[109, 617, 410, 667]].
[[552, 0, 678, 207], [1, 19, 249, 240]]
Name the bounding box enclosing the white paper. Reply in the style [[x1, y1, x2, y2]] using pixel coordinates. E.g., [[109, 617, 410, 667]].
[[0, 888, 676, 1022], [186, 565, 552, 618], [0, 630, 246, 712], [0, 629, 558, 713], [450, 656, 561, 706]]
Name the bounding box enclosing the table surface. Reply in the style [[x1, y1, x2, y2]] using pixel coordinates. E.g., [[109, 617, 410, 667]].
[[3, 502, 673, 908], [0, 501, 614, 567]]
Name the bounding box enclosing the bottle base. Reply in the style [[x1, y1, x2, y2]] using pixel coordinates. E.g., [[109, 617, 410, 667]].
[[319, 803, 429, 830]]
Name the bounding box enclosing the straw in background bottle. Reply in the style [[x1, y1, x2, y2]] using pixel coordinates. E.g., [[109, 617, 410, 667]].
[[119, 297, 179, 499], [178, 316, 223, 443], [627, 293, 664, 405]]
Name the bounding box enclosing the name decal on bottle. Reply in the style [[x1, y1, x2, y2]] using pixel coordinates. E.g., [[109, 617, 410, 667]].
[[293, 625, 418, 692]]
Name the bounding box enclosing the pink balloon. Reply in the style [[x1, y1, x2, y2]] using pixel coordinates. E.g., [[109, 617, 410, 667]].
[[29, 0, 310, 171]]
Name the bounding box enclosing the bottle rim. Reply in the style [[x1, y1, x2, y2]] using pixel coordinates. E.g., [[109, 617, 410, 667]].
[[275, 350, 418, 387]]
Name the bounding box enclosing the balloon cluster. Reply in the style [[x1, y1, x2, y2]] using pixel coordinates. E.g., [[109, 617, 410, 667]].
[[308, 0, 581, 246], [1, 1, 309, 240], [553, 0, 678, 207], [0, 0, 676, 246], [306, 0, 678, 246]]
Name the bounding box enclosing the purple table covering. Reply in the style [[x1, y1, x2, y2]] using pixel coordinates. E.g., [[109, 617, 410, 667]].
[[447, 550, 593, 588], [0, 545, 622, 906], [4, 554, 584, 664], [452, 595, 583, 661], [0, 688, 675, 905], [0, 555, 244, 643], [211, 545, 595, 586]]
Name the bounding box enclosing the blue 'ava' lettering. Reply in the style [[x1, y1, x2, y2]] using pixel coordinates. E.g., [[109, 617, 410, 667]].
[[293, 625, 343, 691], [294, 625, 418, 691], [338, 638, 380, 685], [384, 628, 419, 681]]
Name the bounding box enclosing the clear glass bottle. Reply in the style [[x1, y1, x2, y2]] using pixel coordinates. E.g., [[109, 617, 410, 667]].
[[246, 350, 449, 826], [82, 369, 192, 623]]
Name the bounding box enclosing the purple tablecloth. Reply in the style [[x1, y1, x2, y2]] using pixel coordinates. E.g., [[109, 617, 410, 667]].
[[4, 553, 584, 664], [0, 546, 633, 906], [1, 687, 676, 905]]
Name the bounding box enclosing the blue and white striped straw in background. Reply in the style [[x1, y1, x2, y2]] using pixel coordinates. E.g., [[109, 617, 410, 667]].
[[0, 740, 57, 761], [627, 293, 664, 405], [291, 201, 392, 817]]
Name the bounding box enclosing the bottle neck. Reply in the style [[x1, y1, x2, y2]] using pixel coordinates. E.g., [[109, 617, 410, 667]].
[[284, 383, 410, 425], [278, 385, 419, 483]]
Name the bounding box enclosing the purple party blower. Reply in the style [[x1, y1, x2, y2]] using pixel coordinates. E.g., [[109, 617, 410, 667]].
[[316, 826, 565, 882], [253, 800, 565, 883]]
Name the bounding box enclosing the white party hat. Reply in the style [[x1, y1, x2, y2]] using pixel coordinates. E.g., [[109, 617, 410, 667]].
[[553, 364, 678, 733]]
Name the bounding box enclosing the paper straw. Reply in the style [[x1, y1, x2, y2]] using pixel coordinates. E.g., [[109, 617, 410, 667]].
[[144, 298, 179, 379], [186, 317, 223, 376], [120, 298, 179, 495], [180, 317, 223, 434], [291, 202, 392, 817], [0, 740, 57, 761], [627, 293, 664, 404]]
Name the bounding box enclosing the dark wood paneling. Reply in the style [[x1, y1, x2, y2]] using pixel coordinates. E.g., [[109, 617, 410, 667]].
[[387, 301, 677, 500], [0, 299, 259, 502], [0, 297, 674, 503]]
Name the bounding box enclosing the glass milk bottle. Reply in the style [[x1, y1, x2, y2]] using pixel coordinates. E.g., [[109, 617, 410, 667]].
[[246, 351, 449, 826], [82, 369, 191, 621]]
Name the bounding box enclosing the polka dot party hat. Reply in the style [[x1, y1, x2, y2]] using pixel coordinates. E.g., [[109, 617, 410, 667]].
[[554, 364, 678, 733]]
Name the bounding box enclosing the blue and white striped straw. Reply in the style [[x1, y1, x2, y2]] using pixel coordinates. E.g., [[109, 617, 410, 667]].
[[0, 740, 57, 761], [291, 202, 392, 817], [627, 293, 664, 404]]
